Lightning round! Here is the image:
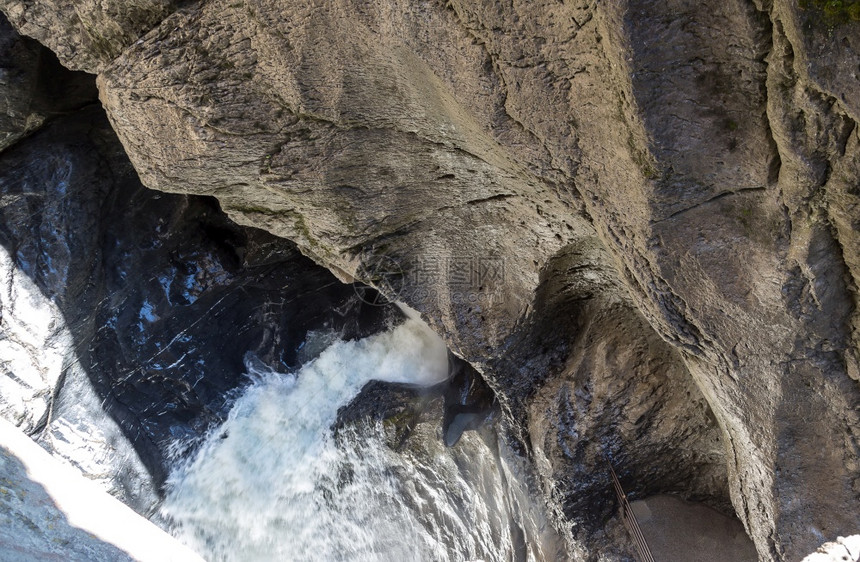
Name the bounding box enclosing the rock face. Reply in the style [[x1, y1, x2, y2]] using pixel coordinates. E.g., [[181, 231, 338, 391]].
[[0, 103, 392, 511], [629, 494, 758, 562], [344, 391, 569, 562], [94, 1, 732, 555], [0, 419, 203, 562], [0, 12, 97, 151], [3, 0, 859, 559], [0, 0, 179, 73]]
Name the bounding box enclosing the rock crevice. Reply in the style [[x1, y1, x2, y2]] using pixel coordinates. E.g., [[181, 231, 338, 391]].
[[1, 0, 858, 559]]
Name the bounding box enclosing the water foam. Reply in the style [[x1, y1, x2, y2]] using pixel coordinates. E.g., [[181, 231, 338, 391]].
[[161, 315, 561, 562], [160, 317, 449, 560]]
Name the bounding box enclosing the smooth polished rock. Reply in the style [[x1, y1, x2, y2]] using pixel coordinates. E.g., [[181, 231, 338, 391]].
[[0, 419, 203, 562]]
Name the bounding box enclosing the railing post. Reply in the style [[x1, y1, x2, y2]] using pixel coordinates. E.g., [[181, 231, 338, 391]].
[[608, 463, 656, 562]]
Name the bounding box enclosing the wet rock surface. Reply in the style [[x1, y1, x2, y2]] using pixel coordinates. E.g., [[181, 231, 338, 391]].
[[2, 0, 859, 559], [0, 419, 203, 562], [88, 1, 734, 555], [0, 104, 392, 510], [334, 375, 567, 562], [335, 353, 499, 450]]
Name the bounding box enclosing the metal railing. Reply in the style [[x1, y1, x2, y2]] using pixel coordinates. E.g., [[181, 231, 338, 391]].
[[609, 463, 655, 562]]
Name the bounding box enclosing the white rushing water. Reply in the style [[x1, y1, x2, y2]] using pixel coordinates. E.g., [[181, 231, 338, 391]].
[[161, 314, 562, 562]]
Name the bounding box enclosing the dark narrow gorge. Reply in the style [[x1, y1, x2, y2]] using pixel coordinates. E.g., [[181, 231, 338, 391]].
[[0, 1, 858, 561]]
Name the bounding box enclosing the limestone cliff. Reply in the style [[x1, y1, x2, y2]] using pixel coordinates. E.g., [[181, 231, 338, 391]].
[[2, 0, 858, 560]]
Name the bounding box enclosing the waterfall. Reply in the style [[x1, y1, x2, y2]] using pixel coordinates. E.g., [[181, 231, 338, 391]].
[[160, 316, 561, 562]]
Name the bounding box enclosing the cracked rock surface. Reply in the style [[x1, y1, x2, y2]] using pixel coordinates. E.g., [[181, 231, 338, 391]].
[[2, 0, 859, 559]]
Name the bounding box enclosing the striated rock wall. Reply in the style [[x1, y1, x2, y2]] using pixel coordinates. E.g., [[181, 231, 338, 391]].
[[2, 0, 858, 559]]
